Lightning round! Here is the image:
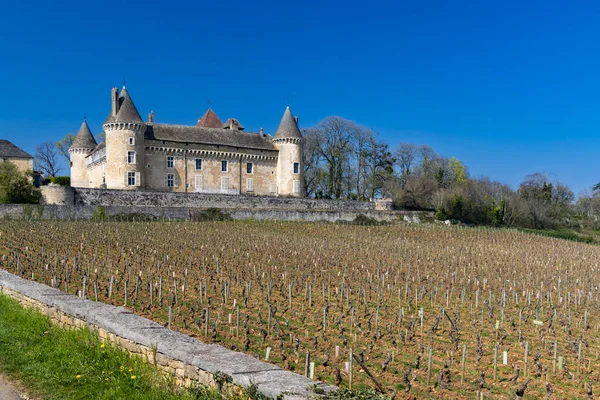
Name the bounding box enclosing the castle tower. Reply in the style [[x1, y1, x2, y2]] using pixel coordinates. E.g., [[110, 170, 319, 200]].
[[102, 86, 146, 189], [273, 107, 305, 197], [69, 119, 97, 187]]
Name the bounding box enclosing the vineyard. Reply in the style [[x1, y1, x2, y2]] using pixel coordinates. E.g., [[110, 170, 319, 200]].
[[1, 220, 600, 399]]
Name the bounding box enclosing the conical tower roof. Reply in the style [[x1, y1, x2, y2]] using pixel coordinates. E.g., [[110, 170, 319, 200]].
[[273, 107, 302, 140], [115, 87, 144, 123], [70, 119, 97, 149], [196, 108, 223, 128]]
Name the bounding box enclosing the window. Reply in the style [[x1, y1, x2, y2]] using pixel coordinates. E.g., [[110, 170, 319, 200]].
[[195, 158, 202, 170], [128, 137, 135, 145], [127, 151, 136, 164], [167, 173, 175, 187], [246, 162, 253, 174], [247, 178, 254, 192], [127, 171, 136, 186], [293, 180, 301, 194], [167, 156, 174, 169], [221, 160, 228, 172], [269, 182, 277, 194], [293, 162, 299, 174], [221, 176, 230, 190]]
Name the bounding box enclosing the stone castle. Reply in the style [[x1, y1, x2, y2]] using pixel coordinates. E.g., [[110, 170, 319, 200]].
[[69, 87, 305, 197]]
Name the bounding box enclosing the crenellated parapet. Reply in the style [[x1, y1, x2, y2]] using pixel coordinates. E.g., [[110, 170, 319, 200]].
[[103, 122, 146, 132], [272, 137, 303, 145], [68, 147, 94, 155]]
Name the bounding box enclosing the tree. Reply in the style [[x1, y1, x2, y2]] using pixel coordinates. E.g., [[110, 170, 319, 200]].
[[518, 173, 574, 229], [0, 161, 38, 204], [394, 142, 418, 186], [56, 133, 76, 163], [35, 141, 61, 177]]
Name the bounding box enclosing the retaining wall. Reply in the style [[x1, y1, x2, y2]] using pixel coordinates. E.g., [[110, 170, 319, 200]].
[[73, 188, 375, 211], [0, 269, 333, 399], [0, 204, 427, 222]]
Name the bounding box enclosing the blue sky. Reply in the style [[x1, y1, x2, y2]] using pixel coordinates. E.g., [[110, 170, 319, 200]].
[[0, 0, 599, 194]]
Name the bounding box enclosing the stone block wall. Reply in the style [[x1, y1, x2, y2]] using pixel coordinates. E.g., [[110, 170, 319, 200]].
[[0, 269, 333, 399], [40, 186, 75, 205], [72, 188, 375, 211]]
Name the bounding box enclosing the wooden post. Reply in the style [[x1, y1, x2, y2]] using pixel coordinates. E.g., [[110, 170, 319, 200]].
[[349, 349, 353, 390], [168, 306, 172, 329], [493, 345, 498, 381], [205, 308, 209, 337], [461, 344, 466, 383], [427, 346, 433, 384], [553, 341, 557, 374], [524, 341, 528, 377], [578, 341, 582, 375], [305, 352, 310, 377]]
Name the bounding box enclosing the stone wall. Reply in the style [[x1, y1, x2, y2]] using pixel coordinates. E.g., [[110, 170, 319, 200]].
[[0, 269, 332, 399], [40, 186, 75, 205], [0, 204, 425, 223], [72, 188, 375, 211]]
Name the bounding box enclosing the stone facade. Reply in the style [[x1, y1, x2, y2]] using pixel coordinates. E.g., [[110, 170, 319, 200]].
[[70, 87, 303, 197]]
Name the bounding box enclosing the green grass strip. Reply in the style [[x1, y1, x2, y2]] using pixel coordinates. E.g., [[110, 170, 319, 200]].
[[0, 292, 220, 400]]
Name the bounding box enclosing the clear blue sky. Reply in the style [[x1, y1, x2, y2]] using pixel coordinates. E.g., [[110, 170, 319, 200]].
[[1, 0, 599, 194]]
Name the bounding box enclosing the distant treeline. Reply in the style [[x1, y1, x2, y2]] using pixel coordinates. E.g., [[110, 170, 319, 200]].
[[303, 116, 598, 230]]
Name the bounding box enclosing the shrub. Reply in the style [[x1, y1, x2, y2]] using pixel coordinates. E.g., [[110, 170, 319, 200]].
[[190, 208, 232, 222], [91, 206, 107, 221], [50, 176, 70, 186], [0, 161, 39, 204]]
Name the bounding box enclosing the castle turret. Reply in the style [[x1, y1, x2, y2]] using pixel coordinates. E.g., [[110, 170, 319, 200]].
[[102, 86, 146, 189], [273, 107, 305, 197], [69, 119, 97, 187]]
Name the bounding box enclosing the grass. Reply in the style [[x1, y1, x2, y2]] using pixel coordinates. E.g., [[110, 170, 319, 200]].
[[0, 292, 221, 400], [518, 228, 597, 244]]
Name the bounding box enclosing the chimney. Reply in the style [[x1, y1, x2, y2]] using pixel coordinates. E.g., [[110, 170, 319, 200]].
[[260, 127, 264, 136], [148, 111, 155, 123], [229, 119, 235, 130], [294, 116, 299, 126], [111, 87, 119, 117]]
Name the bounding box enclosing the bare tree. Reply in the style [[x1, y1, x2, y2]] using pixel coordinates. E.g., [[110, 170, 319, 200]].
[[35, 141, 61, 177], [55, 133, 76, 163], [394, 142, 418, 186]]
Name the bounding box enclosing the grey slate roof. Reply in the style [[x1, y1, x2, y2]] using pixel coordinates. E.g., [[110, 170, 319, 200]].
[[146, 124, 276, 151], [273, 107, 303, 140], [71, 120, 98, 149], [222, 118, 244, 131], [0, 139, 33, 159], [87, 141, 106, 157], [115, 87, 144, 123]]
